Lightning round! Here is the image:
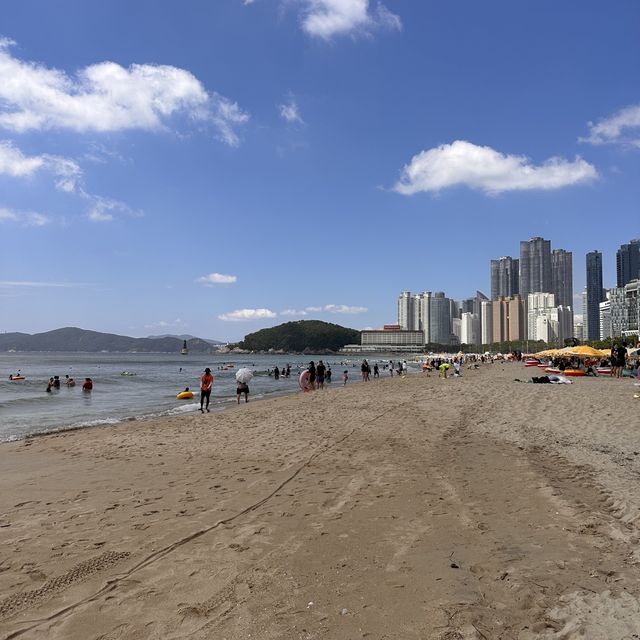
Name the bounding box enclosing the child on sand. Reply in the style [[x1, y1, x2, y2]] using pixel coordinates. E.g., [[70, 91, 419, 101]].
[[343, 370, 348, 385]]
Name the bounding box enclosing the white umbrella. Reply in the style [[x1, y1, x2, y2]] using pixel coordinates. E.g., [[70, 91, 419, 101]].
[[235, 368, 254, 383]]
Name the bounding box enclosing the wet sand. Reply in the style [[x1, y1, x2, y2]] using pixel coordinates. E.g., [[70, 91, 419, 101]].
[[1, 364, 640, 639]]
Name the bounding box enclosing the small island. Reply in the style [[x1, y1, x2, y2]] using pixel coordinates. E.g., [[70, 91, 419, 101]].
[[235, 320, 360, 353]]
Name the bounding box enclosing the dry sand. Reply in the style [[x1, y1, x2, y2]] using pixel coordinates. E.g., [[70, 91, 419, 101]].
[[1, 364, 640, 639]]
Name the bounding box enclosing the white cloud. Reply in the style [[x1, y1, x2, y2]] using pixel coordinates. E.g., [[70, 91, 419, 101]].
[[86, 196, 142, 223], [580, 103, 640, 147], [0, 280, 86, 287], [301, 0, 401, 39], [287, 304, 368, 315], [0, 140, 43, 176], [144, 318, 186, 329], [0, 206, 49, 226], [0, 39, 248, 145], [196, 272, 238, 285], [278, 98, 304, 125], [322, 304, 367, 314], [280, 308, 309, 316], [394, 140, 597, 196], [218, 308, 277, 321], [0, 140, 83, 192]]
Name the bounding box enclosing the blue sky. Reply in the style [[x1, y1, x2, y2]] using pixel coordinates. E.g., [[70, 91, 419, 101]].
[[1, 0, 639, 341]]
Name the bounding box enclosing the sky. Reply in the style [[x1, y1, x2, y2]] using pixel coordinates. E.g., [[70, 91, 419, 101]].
[[1, 0, 639, 341]]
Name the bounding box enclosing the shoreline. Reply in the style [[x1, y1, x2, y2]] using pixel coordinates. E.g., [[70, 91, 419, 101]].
[[2, 365, 640, 638], [1, 371, 375, 445]]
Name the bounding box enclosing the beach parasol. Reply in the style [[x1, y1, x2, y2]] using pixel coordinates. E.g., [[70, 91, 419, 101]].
[[235, 368, 254, 384], [563, 345, 605, 358], [534, 348, 562, 358]]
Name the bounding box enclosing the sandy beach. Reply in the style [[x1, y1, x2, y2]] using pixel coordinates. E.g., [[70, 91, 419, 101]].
[[2, 364, 640, 639]]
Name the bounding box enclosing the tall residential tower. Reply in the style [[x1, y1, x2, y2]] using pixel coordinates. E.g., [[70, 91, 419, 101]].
[[519, 237, 552, 300], [586, 251, 604, 341], [490, 256, 519, 300]]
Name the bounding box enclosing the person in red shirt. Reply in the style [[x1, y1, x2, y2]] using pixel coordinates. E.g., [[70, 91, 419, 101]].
[[200, 367, 213, 412], [82, 377, 93, 391]]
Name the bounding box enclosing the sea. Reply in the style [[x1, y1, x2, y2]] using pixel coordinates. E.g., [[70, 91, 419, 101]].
[[0, 352, 413, 442]]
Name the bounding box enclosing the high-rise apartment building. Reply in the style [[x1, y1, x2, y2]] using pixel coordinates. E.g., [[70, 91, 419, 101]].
[[480, 300, 493, 345], [397, 291, 413, 330], [490, 256, 519, 300], [616, 239, 640, 287], [586, 251, 604, 341], [430, 292, 452, 345], [519, 237, 552, 300], [551, 248, 573, 309], [527, 292, 556, 340], [416, 291, 432, 343], [492, 295, 525, 343]]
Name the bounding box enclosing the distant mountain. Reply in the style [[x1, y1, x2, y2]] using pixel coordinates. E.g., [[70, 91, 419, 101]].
[[147, 333, 225, 345], [237, 320, 360, 353], [0, 327, 218, 353]]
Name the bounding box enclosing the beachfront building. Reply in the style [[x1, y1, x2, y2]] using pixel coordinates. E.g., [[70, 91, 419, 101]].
[[625, 279, 640, 335], [430, 292, 452, 344], [397, 291, 414, 330], [526, 293, 573, 345], [357, 328, 425, 352], [519, 237, 552, 302], [527, 293, 556, 340], [415, 291, 432, 343], [551, 248, 573, 323], [599, 299, 612, 340], [616, 239, 640, 287], [460, 312, 479, 345], [492, 295, 525, 343], [490, 256, 519, 300], [586, 250, 604, 341], [609, 287, 628, 338], [573, 321, 584, 342], [481, 300, 493, 344]]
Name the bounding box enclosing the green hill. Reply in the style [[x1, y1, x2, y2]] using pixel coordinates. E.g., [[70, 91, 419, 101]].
[[238, 320, 360, 353], [0, 327, 216, 353]]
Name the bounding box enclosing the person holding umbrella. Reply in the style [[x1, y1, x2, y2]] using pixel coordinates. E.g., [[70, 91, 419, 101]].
[[235, 368, 253, 404]]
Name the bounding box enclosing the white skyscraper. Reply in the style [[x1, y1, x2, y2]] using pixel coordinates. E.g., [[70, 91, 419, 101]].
[[397, 291, 414, 330], [481, 300, 493, 345]]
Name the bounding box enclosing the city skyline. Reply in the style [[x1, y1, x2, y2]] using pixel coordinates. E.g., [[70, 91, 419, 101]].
[[1, 2, 639, 341]]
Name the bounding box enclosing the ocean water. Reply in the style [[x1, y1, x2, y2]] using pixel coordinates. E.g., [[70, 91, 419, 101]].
[[0, 352, 409, 442]]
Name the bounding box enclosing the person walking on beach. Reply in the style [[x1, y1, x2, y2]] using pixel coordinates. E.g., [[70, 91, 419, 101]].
[[389, 360, 394, 376], [236, 381, 249, 403], [361, 359, 369, 382], [308, 361, 316, 390], [326, 366, 332, 383], [343, 370, 349, 385], [200, 367, 213, 412], [316, 360, 326, 389]]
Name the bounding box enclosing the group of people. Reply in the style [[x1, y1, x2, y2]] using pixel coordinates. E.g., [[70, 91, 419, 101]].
[[45, 375, 92, 392], [360, 359, 408, 381], [197, 367, 249, 412], [306, 360, 332, 390], [610, 342, 629, 379], [270, 364, 291, 380]]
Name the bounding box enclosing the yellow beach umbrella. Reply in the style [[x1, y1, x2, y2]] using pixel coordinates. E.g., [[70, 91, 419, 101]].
[[563, 345, 605, 358], [534, 348, 562, 358]]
